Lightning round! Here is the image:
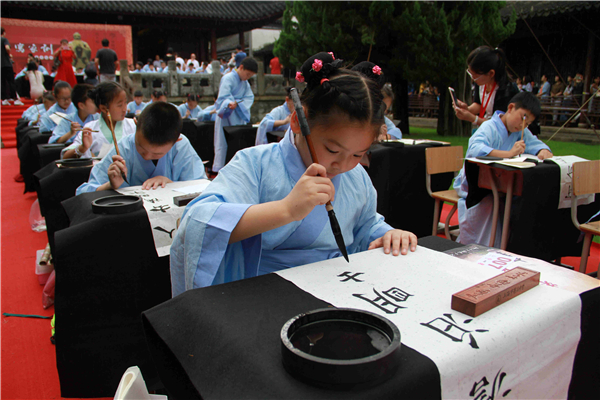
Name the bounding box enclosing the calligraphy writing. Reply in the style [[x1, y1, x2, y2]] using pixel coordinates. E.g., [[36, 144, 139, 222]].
[[421, 313, 489, 349], [338, 271, 364, 282], [469, 368, 512, 399], [353, 287, 411, 314], [154, 226, 176, 239]]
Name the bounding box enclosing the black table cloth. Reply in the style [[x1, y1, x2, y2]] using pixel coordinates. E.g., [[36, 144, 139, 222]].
[[33, 162, 92, 255], [223, 125, 257, 165], [37, 143, 66, 169], [465, 161, 600, 261], [53, 190, 172, 397], [367, 142, 454, 238], [181, 120, 214, 171], [142, 235, 598, 399], [17, 128, 52, 193]]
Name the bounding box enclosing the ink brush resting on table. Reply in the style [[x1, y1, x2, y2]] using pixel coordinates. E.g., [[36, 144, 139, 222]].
[[106, 111, 129, 185], [289, 88, 349, 263]]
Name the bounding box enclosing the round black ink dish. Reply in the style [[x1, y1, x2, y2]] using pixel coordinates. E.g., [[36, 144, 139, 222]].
[[91, 195, 143, 215], [56, 158, 93, 168], [280, 308, 401, 390]]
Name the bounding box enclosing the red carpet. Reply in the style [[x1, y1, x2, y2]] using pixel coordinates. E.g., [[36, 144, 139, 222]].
[[1, 100, 34, 149], [1, 148, 110, 399]]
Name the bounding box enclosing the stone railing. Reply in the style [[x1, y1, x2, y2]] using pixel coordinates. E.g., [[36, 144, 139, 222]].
[[119, 60, 294, 101]]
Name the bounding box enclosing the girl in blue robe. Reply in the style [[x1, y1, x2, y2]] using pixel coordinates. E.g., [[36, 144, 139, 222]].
[[255, 87, 292, 145], [76, 102, 206, 194], [454, 92, 553, 247], [171, 52, 418, 296], [177, 94, 203, 119], [49, 84, 99, 144], [212, 57, 257, 172], [39, 81, 77, 133]]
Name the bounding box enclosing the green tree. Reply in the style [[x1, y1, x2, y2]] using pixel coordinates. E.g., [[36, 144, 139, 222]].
[[274, 1, 516, 136]]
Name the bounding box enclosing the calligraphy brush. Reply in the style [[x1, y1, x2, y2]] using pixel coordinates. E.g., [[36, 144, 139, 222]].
[[55, 113, 74, 123], [289, 88, 349, 263], [106, 111, 129, 184], [520, 115, 526, 142]]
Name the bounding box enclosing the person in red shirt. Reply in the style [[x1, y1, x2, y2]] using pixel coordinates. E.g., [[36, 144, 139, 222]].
[[269, 56, 281, 75]]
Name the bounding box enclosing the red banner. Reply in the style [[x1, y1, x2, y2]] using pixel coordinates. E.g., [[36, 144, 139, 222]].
[[1, 18, 132, 73]]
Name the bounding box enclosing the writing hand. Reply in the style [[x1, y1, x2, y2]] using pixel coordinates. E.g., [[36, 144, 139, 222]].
[[108, 155, 127, 189], [283, 163, 335, 221]]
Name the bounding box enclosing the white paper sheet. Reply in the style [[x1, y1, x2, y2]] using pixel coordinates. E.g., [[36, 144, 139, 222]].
[[117, 179, 210, 257], [113, 366, 167, 400], [276, 246, 581, 400], [172, 181, 212, 195], [545, 155, 594, 209], [49, 111, 69, 125]]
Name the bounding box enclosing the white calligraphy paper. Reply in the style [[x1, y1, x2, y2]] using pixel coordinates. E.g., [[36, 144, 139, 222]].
[[117, 179, 210, 257], [276, 246, 582, 400], [546, 155, 594, 209]]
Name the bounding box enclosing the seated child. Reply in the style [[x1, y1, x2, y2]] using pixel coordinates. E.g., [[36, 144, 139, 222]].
[[453, 91, 553, 247], [63, 82, 135, 159], [177, 94, 203, 119], [351, 62, 402, 140], [170, 52, 417, 296], [198, 93, 218, 122], [127, 90, 147, 116], [255, 86, 293, 145], [39, 81, 77, 133], [21, 92, 55, 126], [49, 84, 99, 144], [76, 101, 207, 194]]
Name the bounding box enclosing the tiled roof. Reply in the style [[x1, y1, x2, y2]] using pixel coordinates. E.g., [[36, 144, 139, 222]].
[[2, 1, 286, 22], [501, 1, 600, 19]]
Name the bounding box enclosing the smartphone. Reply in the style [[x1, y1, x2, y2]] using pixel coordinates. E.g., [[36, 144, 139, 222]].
[[448, 87, 459, 107]]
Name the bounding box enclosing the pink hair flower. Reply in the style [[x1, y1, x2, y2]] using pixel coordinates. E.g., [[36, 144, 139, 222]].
[[295, 71, 305, 83], [328, 52, 335, 60], [373, 65, 382, 75], [312, 59, 323, 72]]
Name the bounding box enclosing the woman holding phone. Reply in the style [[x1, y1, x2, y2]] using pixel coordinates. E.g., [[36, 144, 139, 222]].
[[53, 39, 77, 88], [453, 46, 519, 132]]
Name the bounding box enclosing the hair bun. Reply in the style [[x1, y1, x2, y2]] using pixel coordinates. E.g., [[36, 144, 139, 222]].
[[351, 61, 385, 89], [299, 52, 344, 88]]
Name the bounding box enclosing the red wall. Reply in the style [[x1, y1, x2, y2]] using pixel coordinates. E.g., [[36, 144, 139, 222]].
[[2, 18, 132, 73]]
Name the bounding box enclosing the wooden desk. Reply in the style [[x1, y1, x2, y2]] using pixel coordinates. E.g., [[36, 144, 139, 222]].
[[465, 160, 600, 261]]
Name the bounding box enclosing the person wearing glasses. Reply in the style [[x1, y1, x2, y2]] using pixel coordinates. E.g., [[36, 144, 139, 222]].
[[453, 46, 519, 133]]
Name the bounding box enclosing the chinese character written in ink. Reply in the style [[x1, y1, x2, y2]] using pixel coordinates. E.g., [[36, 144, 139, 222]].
[[353, 287, 411, 314], [28, 44, 38, 53], [421, 313, 488, 349], [154, 226, 176, 239], [150, 205, 170, 213], [469, 368, 512, 399], [146, 198, 158, 204], [338, 271, 364, 282], [14, 43, 25, 53], [41, 44, 53, 53]]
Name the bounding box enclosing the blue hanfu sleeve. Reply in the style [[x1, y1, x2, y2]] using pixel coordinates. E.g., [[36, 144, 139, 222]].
[[39, 112, 56, 133], [523, 129, 551, 155], [465, 122, 496, 158], [48, 118, 72, 144], [385, 117, 402, 139], [234, 83, 254, 123], [255, 114, 275, 145], [75, 148, 118, 194], [170, 150, 264, 295]]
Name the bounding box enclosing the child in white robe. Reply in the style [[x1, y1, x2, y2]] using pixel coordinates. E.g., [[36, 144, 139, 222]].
[[63, 82, 135, 159], [76, 101, 206, 194], [171, 52, 417, 296], [454, 91, 553, 247]]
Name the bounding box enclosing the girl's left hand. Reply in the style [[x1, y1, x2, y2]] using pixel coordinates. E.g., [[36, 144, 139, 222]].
[[142, 176, 172, 190], [537, 149, 553, 160], [368, 229, 417, 256]]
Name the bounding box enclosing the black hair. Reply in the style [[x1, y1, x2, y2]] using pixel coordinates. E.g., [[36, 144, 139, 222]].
[[152, 90, 166, 100], [284, 86, 293, 96], [187, 93, 200, 102], [147, 58, 152, 64], [382, 83, 394, 100], [240, 57, 258, 73], [167, 47, 174, 53], [134, 90, 143, 97], [60, 39, 68, 44], [136, 61, 144, 68], [42, 92, 55, 103], [137, 102, 182, 145], [299, 52, 384, 137], [53, 81, 72, 96], [27, 62, 38, 71], [236, 44, 242, 51], [351, 61, 385, 89], [87, 81, 124, 108], [71, 84, 93, 108], [509, 91, 541, 119], [467, 46, 510, 89], [1, 28, 5, 35], [101, 38, 109, 47]]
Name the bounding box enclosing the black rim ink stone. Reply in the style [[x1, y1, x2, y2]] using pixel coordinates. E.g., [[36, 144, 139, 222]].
[[91, 195, 143, 215], [280, 308, 401, 390]]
